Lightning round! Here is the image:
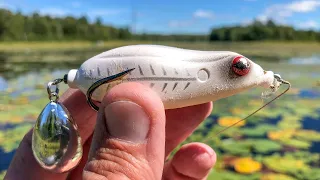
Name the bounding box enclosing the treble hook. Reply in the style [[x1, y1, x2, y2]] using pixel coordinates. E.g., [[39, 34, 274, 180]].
[[86, 68, 135, 111]]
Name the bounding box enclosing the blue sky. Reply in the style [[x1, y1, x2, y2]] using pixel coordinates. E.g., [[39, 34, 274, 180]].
[[1, 0, 320, 34]]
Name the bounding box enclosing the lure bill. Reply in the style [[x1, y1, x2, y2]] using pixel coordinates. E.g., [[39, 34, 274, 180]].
[[31, 44, 291, 172]]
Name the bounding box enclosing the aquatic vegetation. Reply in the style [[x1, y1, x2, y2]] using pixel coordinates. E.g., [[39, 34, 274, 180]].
[[249, 139, 282, 154], [279, 138, 311, 149], [293, 168, 320, 180], [241, 124, 278, 137], [0, 171, 6, 180], [208, 169, 261, 180], [267, 129, 295, 141], [294, 130, 320, 141], [0, 124, 33, 152], [285, 151, 320, 164], [260, 173, 296, 180], [220, 139, 251, 156], [233, 157, 262, 174], [267, 129, 320, 149], [263, 154, 310, 175], [218, 116, 245, 127], [220, 139, 282, 155]]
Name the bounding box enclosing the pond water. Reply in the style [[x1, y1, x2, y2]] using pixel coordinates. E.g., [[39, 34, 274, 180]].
[[1, 52, 320, 179]]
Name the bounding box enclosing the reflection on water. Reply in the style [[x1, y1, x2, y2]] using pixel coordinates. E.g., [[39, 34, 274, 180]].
[[289, 54, 320, 65], [303, 117, 320, 132], [0, 149, 15, 172], [0, 77, 7, 91]]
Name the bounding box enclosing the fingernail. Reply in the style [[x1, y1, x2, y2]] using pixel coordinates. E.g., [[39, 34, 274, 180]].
[[104, 101, 150, 143]]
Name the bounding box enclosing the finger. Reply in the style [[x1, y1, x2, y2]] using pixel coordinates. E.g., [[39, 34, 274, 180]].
[[83, 82, 166, 180], [67, 134, 93, 180], [5, 89, 97, 179], [164, 102, 213, 156], [163, 143, 216, 180]]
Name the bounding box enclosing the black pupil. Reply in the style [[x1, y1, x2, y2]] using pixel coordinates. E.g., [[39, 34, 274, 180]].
[[234, 59, 248, 70]]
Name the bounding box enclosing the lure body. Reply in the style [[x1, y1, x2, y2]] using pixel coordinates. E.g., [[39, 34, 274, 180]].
[[66, 45, 275, 109]]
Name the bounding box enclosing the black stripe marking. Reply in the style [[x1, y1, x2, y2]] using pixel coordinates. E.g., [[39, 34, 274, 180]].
[[186, 69, 191, 76], [127, 77, 196, 81], [138, 65, 144, 75], [184, 82, 190, 90], [174, 68, 179, 75], [97, 67, 101, 76], [162, 66, 167, 76], [173, 82, 178, 91], [150, 83, 155, 88], [162, 83, 168, 92], [107, 68, 111, 76], [150, 64, 156, 75]]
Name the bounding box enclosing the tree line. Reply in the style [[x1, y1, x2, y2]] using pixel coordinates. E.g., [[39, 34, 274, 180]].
[[0, 9, 131, 41], [209, 20, 320, 41], [0, 8, 319, 42]]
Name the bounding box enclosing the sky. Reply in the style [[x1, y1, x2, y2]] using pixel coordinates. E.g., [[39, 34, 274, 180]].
[[1, 0, 320, 34]]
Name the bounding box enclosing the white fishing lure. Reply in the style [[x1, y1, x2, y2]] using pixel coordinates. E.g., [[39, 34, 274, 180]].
[[65, 44, 275, 110], [32, 44, 290, 173]]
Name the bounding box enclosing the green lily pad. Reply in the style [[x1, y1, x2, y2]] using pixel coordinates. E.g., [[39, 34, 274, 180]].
[[220, 139, 251, 156], [0, 171, 6, 180], [249, 139, 282, 154], [207, 169, 261, 180], [1, 124, 33, 152], [263, 154, 311, 175], [294, 130, 320, 142], [260, 173, 297, 180], [241, 124, 278, 137], [279, 138, 311, 149]]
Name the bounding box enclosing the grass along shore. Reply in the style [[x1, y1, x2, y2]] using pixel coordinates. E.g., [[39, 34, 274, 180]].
[[1, 41, 320, 62]]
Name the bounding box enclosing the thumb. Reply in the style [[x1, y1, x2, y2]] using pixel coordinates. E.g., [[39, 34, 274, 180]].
[[83, 83, 166, 180]]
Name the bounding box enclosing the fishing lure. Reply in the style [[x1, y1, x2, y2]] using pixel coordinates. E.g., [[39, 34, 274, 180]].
[[31, 44, 290, 172]]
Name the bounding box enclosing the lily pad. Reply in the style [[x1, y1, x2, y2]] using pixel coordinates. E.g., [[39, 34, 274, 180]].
[[220, 139, 251, 156], [218, 116, 245, 127], [263, 154, 311, 175], [249, 139, 282, 154], [233, 157, 262, 174], [207, 169, 261, 180], [1, 124, 33, 152], [294, 130, 320, 141], [260, 173, 297, 180], [241, 124, 278, 137], [279, 138, 311, 149], [0, 171, 6, 180], [267, 129, 295, 141]]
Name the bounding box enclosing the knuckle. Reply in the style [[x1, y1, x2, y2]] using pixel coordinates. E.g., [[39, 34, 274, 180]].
[[84, 142, 154, 180]]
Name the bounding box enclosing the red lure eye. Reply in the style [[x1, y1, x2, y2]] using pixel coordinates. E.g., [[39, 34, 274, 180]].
[[232, 56, 250, 76]]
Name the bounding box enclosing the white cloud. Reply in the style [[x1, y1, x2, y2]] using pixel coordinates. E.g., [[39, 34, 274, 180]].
[[286, 0, 320, 12], [298, 20, 319, 29], [193, 9, 214, 19], [0, 3, 15, 10], [258, 0, 320, 22], [71, 1, 81, 8], [89, 9, 126, 17], [39, 8, 67, 17], [168, 20, 195, 28], [168, 9, 214, 28]]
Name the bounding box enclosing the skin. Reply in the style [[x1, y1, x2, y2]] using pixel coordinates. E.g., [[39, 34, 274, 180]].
[[5, 82, 216, 180]]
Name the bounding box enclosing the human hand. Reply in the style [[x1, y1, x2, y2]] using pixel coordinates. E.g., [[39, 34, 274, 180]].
[[5, 82, 216, 180]]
